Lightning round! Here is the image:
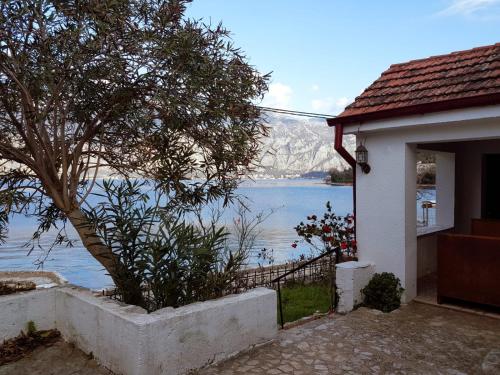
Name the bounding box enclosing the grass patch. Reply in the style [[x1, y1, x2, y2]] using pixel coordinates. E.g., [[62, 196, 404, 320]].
[[278, 281, 333, 325]]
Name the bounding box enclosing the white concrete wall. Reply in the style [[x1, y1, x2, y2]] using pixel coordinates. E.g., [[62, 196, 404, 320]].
[[404, 144, 418, 300], [0, 289, 56, 340], [144, 288, 277, 374], [0, 287, 277, 375], [417, 234, 438, 278], [336, 261, 375, 313], [56, 288, 146, 375], [435, 152, 456, 229], [350, 109, 500, 303], [355, 132, 417, 301]]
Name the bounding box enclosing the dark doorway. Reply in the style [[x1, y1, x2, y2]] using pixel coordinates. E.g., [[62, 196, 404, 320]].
[[482, 154, 500, 219]]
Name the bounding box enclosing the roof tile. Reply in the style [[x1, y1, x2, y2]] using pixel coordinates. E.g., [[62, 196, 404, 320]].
[[329, 43, 500, 125]]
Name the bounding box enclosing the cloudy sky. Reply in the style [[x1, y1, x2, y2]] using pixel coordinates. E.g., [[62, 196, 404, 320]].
[[187, 0, 500, 115]]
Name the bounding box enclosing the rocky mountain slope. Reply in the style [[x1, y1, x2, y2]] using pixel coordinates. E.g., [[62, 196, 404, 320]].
[[254, 114, 355, 178]]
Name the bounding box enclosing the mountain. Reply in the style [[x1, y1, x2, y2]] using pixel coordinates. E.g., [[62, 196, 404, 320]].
[[253, 114, 355, 178], [92, 113, 355, 179]]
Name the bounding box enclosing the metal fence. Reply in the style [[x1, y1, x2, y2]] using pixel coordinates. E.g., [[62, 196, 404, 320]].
[[232, 253, 336, 293], [104, 250, 340, 317], [269, 248, 340, 328]]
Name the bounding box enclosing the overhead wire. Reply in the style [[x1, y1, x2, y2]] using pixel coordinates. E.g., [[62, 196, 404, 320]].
[[257, 106, 337, 119]]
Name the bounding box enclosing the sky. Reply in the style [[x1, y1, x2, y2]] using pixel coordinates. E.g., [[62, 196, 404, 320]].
[[186, 0, 500, 115]]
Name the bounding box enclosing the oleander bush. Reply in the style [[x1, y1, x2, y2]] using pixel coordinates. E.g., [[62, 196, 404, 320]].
[[84, 179, 262, 311]]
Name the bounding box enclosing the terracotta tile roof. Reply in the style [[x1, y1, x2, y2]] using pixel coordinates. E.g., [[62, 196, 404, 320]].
[[328, 43, 500, 126]]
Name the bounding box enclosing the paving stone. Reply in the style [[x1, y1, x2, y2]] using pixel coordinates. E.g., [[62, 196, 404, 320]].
[[200, 302, 500, 375]]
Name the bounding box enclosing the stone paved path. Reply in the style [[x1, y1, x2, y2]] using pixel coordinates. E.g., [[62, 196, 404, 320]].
[[0, 340, 112, 375], [201, 303, 500, 374]]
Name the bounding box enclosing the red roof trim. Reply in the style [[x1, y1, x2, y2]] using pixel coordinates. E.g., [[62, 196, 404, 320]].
[[327, 93, 500, 127]]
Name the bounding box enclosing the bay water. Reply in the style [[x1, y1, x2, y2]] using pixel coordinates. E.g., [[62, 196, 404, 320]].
[[0, 179, 433, 289]]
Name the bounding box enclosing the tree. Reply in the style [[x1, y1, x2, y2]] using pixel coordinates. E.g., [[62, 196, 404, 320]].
[[328, 167, 353, 184], [0, 0, 269, 302]]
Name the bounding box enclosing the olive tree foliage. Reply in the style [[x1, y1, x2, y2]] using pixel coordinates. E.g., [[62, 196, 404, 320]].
[[0, 0, 269, 298]]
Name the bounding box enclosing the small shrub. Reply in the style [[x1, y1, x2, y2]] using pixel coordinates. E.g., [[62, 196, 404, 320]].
[[362, 272, 404, 313], [26, 321, 37, 336]]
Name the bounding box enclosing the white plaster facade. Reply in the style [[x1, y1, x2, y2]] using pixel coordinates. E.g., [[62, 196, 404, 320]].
[[0, 287, 277, 375], [343, 105, 500, 302]]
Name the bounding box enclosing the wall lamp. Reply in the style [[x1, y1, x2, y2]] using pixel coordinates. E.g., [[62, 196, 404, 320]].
[[355, 144, 371, 174]]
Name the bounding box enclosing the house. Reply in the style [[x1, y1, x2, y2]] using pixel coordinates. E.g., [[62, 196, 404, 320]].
[[328, 43, 500, 304]]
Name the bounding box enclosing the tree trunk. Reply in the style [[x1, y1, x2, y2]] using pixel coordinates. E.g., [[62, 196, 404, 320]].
[[66, 208, 145, 306]]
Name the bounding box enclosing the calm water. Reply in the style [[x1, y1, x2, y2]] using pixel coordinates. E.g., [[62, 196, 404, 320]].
[[0, 179, 353, 289], [0, 179, 435, 289]]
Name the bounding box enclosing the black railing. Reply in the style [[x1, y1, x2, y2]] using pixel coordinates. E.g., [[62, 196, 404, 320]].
[[272, 247, 341, 329], [103, 248, 342, 318]]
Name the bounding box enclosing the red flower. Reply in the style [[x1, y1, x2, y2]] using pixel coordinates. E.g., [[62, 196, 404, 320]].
[[325, 236, 334, 242], [322, 225, 332, 233], [291, 243, 297, 248], [351, 240, 357, 247], [340, 242, 347, 249]]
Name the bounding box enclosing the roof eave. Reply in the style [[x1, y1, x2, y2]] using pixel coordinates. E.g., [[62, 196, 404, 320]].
[[326, 93, 500, 127]]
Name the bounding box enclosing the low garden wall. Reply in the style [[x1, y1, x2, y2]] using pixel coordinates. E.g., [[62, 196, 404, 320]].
[[0, 288, 57, 339], [1, 286, 277, 375]]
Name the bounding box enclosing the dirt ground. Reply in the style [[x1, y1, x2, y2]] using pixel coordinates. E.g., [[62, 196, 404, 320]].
[[0, 340, 112, 375]]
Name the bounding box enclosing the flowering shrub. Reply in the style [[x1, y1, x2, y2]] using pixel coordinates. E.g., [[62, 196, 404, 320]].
[[293, 201, 356, 258]]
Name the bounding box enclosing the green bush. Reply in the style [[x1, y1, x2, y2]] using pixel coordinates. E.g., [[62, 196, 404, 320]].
[[362, 272, 404, 312], [84, 179, 263, 312]]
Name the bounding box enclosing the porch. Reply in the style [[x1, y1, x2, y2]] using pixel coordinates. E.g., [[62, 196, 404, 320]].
[[415, 139, 500, 312]]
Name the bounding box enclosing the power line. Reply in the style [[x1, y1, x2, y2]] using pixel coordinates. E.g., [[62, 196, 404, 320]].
[[257, 106, 337, 119]]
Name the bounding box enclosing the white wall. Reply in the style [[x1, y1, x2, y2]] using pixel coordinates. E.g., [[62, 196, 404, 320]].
[[0, 287, 277, 375], [356, 132, 417, 301], [417, 234, 437, 278], [56, 288, 146, 375], [0, 289, 56, 340], [144, 288, 277, 374], [435, 152, 456, 229]]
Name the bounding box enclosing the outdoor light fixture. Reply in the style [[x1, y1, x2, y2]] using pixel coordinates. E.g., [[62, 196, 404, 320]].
[[355, 144, 371, 174]]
